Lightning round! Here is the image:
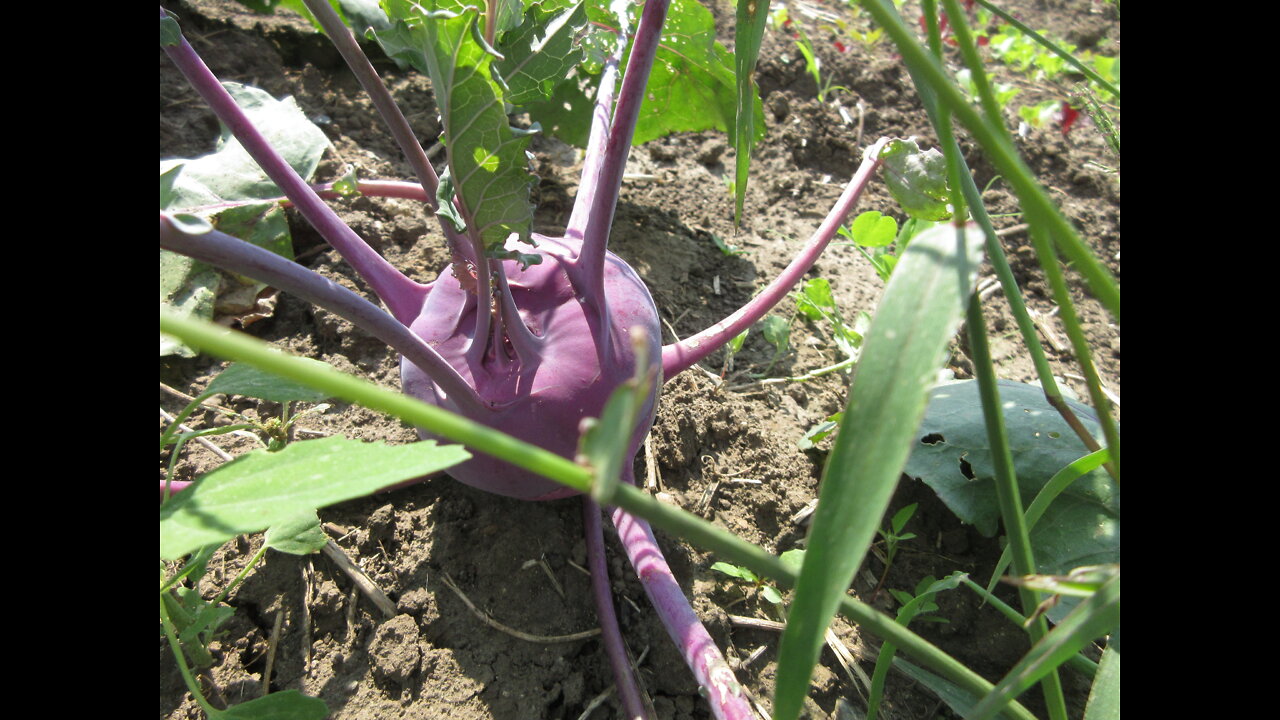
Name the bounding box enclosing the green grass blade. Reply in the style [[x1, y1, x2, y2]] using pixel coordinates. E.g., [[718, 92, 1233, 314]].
[[732, 0, 770, 226], [970, 573, 1120, 720], [772, 221, 985, 720]]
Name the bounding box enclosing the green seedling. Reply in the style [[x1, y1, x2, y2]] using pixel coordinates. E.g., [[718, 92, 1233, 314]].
[[721, 327, 750, 378], [876, 503, 918, 582], [866, 573, 965, 720], [711, 548, 806, 615], [710, 231, 745, 257], [759, 314, 791, 376], [770, 5, 849, 103], [837, 211, 941, 283], [712, 561, 786, 608]]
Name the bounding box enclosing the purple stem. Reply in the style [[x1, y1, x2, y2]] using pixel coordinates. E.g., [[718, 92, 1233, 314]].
[[565, 29, 624, 252], [160, 213, 486, 415], [298, 0, 476, 264], [610, 467, 753, 720], [661, 138, 889, 380], [161, 7, 428, 326], [583, 498, 650, 720], [576, 0, 672, 300]]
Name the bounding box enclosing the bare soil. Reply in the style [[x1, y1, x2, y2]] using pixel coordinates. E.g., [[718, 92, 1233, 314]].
[[160, 1, 1119, 718]]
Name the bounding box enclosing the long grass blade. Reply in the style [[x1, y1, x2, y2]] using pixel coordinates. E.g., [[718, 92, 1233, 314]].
[[970, 573, 1120, 720], [771, 222, 985, 720]]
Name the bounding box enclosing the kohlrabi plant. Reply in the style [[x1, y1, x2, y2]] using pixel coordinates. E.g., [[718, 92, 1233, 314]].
[[160, 1, 896, 717], [162, 1, 1119, 719]]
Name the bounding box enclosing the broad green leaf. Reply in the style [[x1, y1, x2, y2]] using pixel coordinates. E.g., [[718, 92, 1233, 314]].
[[494, 1, 589, 104], [160, 251, 218, 357], [160, 83, 328, 355], [379, 0, 536, 254], [986, 448, 1110, 595], [633, 0, 764, 148], [265, 512, 329, 555], [879, 138, 953, 221], [215, 690, 328, 720], [520, 0, 765, 150], [969, 574, 1120, 720], [160, 436, 470, 560], [160, 83, 330, 211], [733, 0, 771, 225], [1083, 631, 1119, 720], [849, 210, 899, 248], [903, 380, 1119, 622], [772, 223, 985, 720], [206, 360, 334, 404]]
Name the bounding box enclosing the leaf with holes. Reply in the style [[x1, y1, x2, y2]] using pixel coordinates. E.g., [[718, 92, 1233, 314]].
[[902, 380, 1118, 622]]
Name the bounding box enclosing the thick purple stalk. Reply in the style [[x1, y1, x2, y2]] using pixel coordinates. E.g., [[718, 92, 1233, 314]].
[[160, 213, 486, 415], [576, 0, 672, 298], [565, 30, 624, 251], [294, 1, 482, 274], [661, 138, 889, 379], [611, 470, 753, 720], [160, 7, 428, 326], [584, 498, 648, 720]]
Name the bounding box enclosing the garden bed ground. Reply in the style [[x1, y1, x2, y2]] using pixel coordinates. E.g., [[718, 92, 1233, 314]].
[[160, 1, 1119, 718]]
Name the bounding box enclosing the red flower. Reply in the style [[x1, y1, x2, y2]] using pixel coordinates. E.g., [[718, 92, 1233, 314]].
[[834, 39, 847, 53], [1060, 102, 1080, 136]]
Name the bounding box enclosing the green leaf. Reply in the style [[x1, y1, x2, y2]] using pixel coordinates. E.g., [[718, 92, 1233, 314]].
[[265, 512, 328, 555], [160, 12, 183, 46], [798, 412, 842, 450], [160, 251, 219, 357], [206, 360, 335, 404], [849, 211, 899, 248], [711, 561, 758, 583], [732, 0, 771, 225], [160, 83, 330, 211], [494, 1, 589, 104], [1083, 631, 1119, 720], [160, 83, 328, 355], [879, 138, 953, 221], [779, 548, 806, 572], [215, 690, 328, 720], [380, 0, 536, 253], [761, 585, 784, 604], [635, 0, 766, 148], [889, 503, 917, 534], [773, 223, 985, 720], [160, 436, 470, 560], [902, 380, 1119, 622], [519, 0, 765, 149], [761, 315, 790, 354]]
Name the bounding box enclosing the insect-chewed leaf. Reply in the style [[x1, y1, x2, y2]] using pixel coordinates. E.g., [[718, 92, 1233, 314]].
[[879, 138, 953, 222]]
